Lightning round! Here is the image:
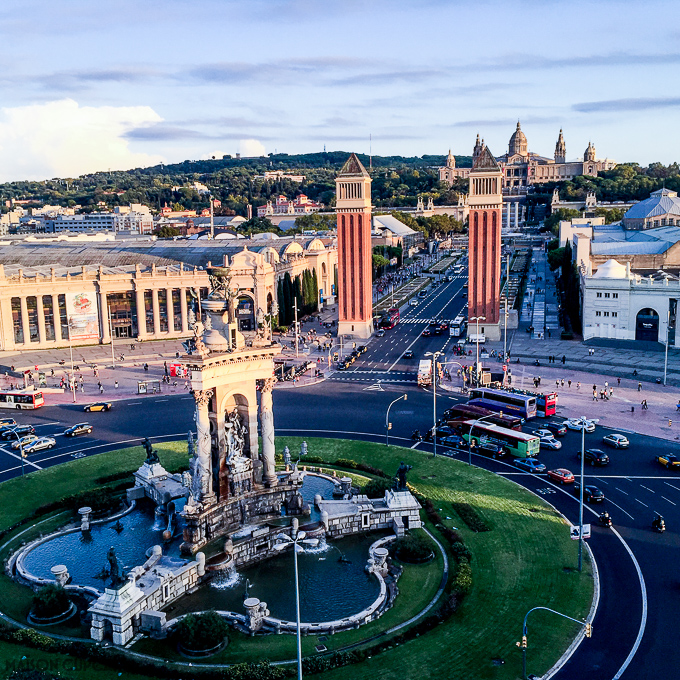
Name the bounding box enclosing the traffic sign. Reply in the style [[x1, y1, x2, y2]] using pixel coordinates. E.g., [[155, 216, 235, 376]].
[[570, 524, 591, 540]]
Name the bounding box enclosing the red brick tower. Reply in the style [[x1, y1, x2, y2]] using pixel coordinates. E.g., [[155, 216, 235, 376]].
[[336, 154, 373, 339], [468, 143, 503, 340]]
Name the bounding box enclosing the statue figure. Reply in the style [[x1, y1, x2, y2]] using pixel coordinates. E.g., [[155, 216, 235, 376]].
[[204, 313, 213, 331], [395, 461, 412, 492], [188, 308, 196, 327], [243, 578, 253, 602], [208, 272, 230, 299], [187, 431, 195, 459], [192, 317, 209, 356], [225, 410, 247, 463], [255, 307, 266, 339], [283, 446, 291, 467], [142, 437, 160, 465], [107, 546, 123, 587]]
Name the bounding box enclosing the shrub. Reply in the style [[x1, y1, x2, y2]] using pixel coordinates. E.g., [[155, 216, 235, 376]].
[[62, 489, 121, 517], [392, 532, 434, 561], [453, 560, 473, 595], [224, 661, 287, 679], [31, 585, 71, 618], [451, 541, 472, 563], [172, 611, 228, 651], [451, 502, 491, 532], [334, 457, 357, 469], [333, 458, 390, 478], [362, 477, 393, 498]]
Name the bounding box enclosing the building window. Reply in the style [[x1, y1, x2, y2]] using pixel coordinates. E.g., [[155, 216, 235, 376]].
[[172, 289, 182, 331], [596, 292, 602, 298], [612, 293, 618, 299], [612, 312, 618, 317], [144, 291, 154, 333], [26, 296, 39, 342], [11, 297, 23, 344], [604, 311, 609, 317], [595, 311, 601, 317], [158, 290, 168, 332], [604, 293, 610, 298], [43, 295, 55, 341], [58, 294, 69, 340]]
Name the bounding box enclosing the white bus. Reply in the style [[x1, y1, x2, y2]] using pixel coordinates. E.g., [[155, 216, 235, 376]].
[[450, 315, 467, 337]]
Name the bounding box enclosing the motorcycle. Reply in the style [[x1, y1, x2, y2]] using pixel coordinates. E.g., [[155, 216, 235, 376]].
[[411, 429, 422, 442], [598, 512, 612, 529], [652, 513, 666, 533]]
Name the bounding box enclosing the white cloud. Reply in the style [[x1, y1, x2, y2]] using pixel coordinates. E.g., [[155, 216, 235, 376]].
[[238, 139, 266, 157], [0, 98, 164, 181]]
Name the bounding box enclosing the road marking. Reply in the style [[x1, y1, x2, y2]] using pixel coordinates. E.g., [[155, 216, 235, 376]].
[[661, 495, 676, 505], [155, 399, 169, 402], [363, 382, 384, 392], [634, 498, 649, 507], [128, 401, 142, 405], [614, 487, 629, 495], [0, 446, 42, 470], [606, 499, 634, 520], [639, 485, 655, 493], [664, 482, 680, 491], [410, 441, 420, 449], [34, 422, 61, 427]]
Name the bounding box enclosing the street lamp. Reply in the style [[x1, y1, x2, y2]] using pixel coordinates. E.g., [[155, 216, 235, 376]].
[[385, 393, 408, 446], [7, 428, 27, 477], [274, 530, 320, 680], [468, 414, 500, 466], [572, 416, 598, 572], [67, 317, 77, 403], [424, 351, 443, 457], [469, 316, 486, 387]]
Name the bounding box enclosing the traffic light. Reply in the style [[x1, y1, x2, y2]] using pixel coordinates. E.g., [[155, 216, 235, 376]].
[[522, 635, 527, 648], [585, 623, 593, 638]]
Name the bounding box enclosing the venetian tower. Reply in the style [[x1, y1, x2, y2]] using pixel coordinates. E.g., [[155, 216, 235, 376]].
[[336, 153, 373, 339], [467, 141, 503, 341], [554, 129, 566, 164]]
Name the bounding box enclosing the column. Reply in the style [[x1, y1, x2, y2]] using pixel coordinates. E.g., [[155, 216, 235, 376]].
[[194, 389, 216, 506], [180, 288, 188, 332], [19, 297, 30, 345], [514, 201, 519, 227], [51, 294, 62, 342], [259, 378, 277, 487], [506, 201, 511, 229], [166, 287, 174, 334], [36, 295, 47, 345], [135, 287, 146, 339], [152, 289, 161, 336], [100, 292, 110, 344]]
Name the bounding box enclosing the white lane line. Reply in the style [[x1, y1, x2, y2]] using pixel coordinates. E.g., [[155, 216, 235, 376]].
[[128, 401, 142, 405], [661, 495, 676, 505], [410, 441, 420, 449], [664, 481, 680, 491], [606, 498, 635, 520], [594, 477, 609, 485], [634, 498, 649, 507], [155, 399, 169, 403], [640, 485, 655, 493], [34, 422, 61, 427], [614, 487, 629, 495], [0, 446, 42, 470]]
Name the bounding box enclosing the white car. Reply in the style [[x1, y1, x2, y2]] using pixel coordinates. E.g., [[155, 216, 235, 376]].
[[409, 298, 419, 307], [538, 435, 562, 450], [602, 433, 629, 449], [563, 418, 597, 433], [23, 437, 56, 454], [11, 434, 39, 450], [532, 429, 554, 438]]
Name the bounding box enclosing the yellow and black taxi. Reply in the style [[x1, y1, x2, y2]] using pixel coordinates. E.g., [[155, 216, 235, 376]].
[[0, 417, 17, 428], [84, 402, 112, 413], [656, 453, 680, 470]]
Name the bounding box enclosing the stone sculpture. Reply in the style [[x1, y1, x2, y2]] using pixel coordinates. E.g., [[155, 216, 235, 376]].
[[142, 437, 160, 465], [225, 409, 247, 463], [107, 546, 123, 587], [395, 461, 412, 492]]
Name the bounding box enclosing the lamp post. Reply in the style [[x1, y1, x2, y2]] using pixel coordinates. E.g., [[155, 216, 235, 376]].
[[470, 316, 486, 387], [8, 428, 27, 477], [274, 530, 320, 680], [519, 606, 592, 680], [572, 415, 598, 572], [424, 351, 443, 457], [468, 414, 500, 466], [664, 309, 670, 386], [67, 317, 76, 403], [385, 393, 408, 446]]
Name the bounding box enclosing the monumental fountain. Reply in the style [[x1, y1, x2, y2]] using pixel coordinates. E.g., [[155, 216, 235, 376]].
[[8, 269, 422, 647]]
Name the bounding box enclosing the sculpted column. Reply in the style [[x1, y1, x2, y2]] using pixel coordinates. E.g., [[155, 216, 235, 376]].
[[180, 288, 188, 332], [152, 289, 161, 336], [194, 389, 216, 506], [259, 378, 277, 487], [166, 287, 175, 333]]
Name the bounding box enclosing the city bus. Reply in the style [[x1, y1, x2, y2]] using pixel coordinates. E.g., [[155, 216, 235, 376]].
[[468, 387, 537, 420], [444, 403, 523, 431], [504, 388, 558, 417], [450, 315, 467, 337], [461, 420, 541, 458], [379, 307, 400, 330], [0, 391, 44, 410]]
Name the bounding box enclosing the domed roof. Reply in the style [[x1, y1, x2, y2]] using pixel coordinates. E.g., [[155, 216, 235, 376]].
[[509, 121, 528, 155], [592, 259, 628, 279]]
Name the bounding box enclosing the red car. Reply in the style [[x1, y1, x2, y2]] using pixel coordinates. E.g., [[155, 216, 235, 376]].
[[547, 468, 575, 484]]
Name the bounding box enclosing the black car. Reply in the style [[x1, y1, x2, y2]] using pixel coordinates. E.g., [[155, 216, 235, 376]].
[[425, 425, 456, 441], [474, 439, 510, 459], [0, 425, 35, 440], [545, 422, 567, 437], [573, 483, 605, 503], [357, 345, 367, 355], [440, 434, 466, 449], [64, 423, 93, 437], [403, 350, 414, 359], [577, 448, 610, 466]]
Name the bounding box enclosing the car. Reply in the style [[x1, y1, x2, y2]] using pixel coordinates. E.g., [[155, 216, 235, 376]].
[[546, 468, 575, 484], [537, 435, 562, 450], [577, 448, 610, 466], [513, 458, 547, 473], [573, 483, 605, 503], [346, 355, 355, 365], [357, 345, 367, 355], [409, 298, 419, 307], [655, 453, 680, 470], [11, 434, 39, 450], [337, 362, 348, 371], [602, 433, 629, 449], [84, 402, 112, 412], [417, 290, 428, 299], [23, 437, 56, 454], [64, 423, 93, 437], [351, 350, 358, 358], [532, 429, 554, 438], [0, 417, 17, 428], [403, 350, 414, 359], [429, 320, 438, 327], [544, 422, 567, 437], [376, 329, 385, 337], [425, 425, 456, 441], [440, 434, 466, 449], [421, 329, 432, 337], [0, 424, 35, 440], [564, 418, 596, 433]]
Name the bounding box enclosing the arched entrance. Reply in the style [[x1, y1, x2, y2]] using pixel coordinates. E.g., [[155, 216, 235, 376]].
[[236, 295, 255, 331], [267, 292, 274, 314], [636, 308, 659, 341]]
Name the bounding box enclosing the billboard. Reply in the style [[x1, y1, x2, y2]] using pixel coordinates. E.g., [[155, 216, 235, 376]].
[[66, 291, 99, 340]]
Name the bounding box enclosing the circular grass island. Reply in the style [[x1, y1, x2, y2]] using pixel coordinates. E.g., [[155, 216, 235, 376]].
[[0, 437, 594, 680]]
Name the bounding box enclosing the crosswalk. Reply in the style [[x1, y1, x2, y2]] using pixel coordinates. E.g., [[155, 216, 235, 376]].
[[400, 318, 455, 324]]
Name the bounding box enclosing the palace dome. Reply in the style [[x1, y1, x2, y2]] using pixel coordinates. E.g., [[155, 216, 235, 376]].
[[509, 121, 528, 156]]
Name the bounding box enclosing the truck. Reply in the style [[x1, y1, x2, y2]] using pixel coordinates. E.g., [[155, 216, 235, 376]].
[[417, 359, 432, 387]]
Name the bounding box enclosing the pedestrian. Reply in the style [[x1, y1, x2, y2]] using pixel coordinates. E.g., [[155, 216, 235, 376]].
[[562, 355, 566, 364], [537, 376, 541, 386], [600, 390, 604, 400], [556, 379, 560, 389], [577, 382, 581, 390], [609, 387, 613, 398], [80, 383, 84, 393], [561, 378, 565, 387], [99, 385, 104, 394], [592, 390, 597, 401], [114, 381, 118, 389], [604, 381, 608, 389], [638, 382, 642, 392], [568, 379, 572, 388], [593, 384, 597, 392], [642, 399, 648, 410]]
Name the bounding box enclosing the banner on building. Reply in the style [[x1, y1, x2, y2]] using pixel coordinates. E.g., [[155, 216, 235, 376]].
[[66, 291, 99, 340]]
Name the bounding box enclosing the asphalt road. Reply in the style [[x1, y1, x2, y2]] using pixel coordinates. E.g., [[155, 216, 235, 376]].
[[1, 306, 679, 678]]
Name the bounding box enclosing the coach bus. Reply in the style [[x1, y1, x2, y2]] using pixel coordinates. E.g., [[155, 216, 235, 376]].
[[504, 388, 558, 417], [450, 315, 467, 337], [0, 391, 44, 410], [468, 387, 537, 420], [379, 307, 400, 330], [445, 403, 523, 431], [461, 420, 541, 458]]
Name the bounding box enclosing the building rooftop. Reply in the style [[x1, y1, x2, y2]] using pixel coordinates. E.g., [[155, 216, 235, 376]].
[[623, 187, 680, 220], [373, 215, 417, 237]]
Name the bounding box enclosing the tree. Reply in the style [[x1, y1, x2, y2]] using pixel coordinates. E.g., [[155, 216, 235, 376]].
[[276, 278, 285, 325], [153, 225, 179, 238], [372, 253, 390, 278], [544, 208, 581, 235]]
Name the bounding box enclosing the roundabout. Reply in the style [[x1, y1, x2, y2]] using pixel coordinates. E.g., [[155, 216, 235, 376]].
[[0, 436, 594, 680]]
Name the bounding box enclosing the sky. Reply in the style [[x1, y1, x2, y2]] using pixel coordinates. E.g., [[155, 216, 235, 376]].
[[0, 0, 679, 181]]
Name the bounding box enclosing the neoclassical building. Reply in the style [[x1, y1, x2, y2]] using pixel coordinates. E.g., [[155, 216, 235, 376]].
[[0, 236, 337, 351]]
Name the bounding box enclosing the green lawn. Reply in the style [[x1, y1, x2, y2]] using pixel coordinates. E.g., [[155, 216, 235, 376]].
[[0, 437, 593, 680]]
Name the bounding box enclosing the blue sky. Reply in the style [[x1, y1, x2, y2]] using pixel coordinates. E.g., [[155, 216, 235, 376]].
[[0, 0, 678, 181]]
